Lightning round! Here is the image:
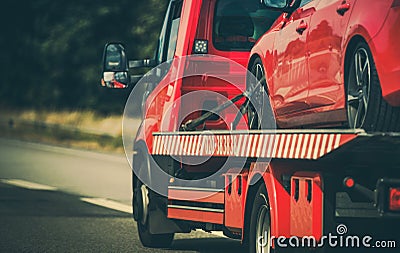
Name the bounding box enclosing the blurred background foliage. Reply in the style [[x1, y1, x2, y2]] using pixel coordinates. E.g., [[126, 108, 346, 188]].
[[0, 0, 167, 115]]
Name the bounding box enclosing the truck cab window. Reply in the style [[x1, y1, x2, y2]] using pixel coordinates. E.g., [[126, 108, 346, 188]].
[[156, 1, 183, 63], [166, 1, 183, 61], [167, 18, 180, 61], [156, 13, 168, 64], [213, 0, 280, 51]]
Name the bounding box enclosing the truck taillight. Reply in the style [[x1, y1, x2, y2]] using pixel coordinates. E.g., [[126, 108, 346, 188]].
[[343, 177, 355, 188], [389, 187, 400, 211]]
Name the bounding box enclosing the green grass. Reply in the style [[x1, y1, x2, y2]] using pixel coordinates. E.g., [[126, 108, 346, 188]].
[[0, 109, 128, 153], [0, 120, 124, 153]]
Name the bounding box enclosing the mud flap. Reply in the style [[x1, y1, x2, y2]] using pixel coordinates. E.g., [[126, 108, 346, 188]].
[[149, 208, 191, 234]]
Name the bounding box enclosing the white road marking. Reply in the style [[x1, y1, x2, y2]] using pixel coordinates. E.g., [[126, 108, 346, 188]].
[[1, 179, 57, 191], [81, 197, 133, 214], [2, 177, 229, 238], [0, 139, 127, 165], [1, 178, 133, 214]]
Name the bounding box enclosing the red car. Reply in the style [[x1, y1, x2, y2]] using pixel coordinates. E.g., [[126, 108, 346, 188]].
[[247, 0, 400, 131]]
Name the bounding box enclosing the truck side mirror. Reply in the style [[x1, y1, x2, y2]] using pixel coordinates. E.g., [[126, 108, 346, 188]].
[[101, 43, 158, 89], [101, 43, 130, 89]]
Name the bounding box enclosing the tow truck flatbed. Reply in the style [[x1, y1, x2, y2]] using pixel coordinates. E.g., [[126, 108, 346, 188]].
[[152, 129, 400, 168]]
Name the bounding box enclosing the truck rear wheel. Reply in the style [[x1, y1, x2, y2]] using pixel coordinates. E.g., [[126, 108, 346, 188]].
[[248, 185, 272, 253], [136, 185, 174, 248], [134, 154, 174, 248]]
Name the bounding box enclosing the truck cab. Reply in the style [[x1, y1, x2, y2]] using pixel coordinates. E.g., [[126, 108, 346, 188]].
[[101, 0, 280, 249]]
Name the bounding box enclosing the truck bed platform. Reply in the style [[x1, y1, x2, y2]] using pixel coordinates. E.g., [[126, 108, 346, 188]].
[[152, 129, 400, 168]]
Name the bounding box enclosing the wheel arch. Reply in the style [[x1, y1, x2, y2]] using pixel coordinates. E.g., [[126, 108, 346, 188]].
[[243, 163, 292, 243], [248, 54, 262, 72], [132, 140, 150, 191], [242, 172, 268, 243], [132, 140, 151, 222], [134, 117, 159, 155], [247, 54, 263, 93], [344, 35, 369, 90]]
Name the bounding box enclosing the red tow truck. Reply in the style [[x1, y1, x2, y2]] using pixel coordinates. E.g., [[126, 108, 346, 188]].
[[101, 0, 400, 252]]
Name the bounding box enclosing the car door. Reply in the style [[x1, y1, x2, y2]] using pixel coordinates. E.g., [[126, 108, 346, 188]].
[[306, 0, 354, 108], [272, 0, 317, 116]]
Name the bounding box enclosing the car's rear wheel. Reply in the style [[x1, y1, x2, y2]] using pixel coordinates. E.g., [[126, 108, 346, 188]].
[[346, 41, 400, 131], [247, 58, 274, 130]]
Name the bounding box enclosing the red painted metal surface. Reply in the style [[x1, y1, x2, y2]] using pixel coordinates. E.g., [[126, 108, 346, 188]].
[[168, 189, 224, 204], [224, 169, 248, 229], [290, 172, 323, 239], [250, 0, 400, 127], [135, 0, 251, 153], [368, 3, 400, 106], [168, 208, 224, 224], [259, 162, 291, 238]]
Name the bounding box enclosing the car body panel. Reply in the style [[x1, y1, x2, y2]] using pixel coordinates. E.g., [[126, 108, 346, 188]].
[[273, 6, 314, 115], [307, 0, 355, 109], [367, 4, 400, 106], [250, 0, 400, 128]]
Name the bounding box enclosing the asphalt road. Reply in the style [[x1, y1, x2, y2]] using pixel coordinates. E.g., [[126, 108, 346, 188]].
[[0, 138, 242, 253]]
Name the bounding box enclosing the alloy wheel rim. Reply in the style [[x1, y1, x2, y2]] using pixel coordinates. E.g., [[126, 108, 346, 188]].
[[347, 47, 371, 128], [248, 63, 266, 129]]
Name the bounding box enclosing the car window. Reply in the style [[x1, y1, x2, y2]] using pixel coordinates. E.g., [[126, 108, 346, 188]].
[[213, 0, 280, 51]]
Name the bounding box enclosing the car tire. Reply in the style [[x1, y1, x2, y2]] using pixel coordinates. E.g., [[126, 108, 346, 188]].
[[134, 154, 174, 248], [346, 41, 400, 132], [247, 58, 275, 130]]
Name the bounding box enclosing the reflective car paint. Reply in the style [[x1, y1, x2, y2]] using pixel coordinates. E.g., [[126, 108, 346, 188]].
[[250, 0, 400, 128]]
